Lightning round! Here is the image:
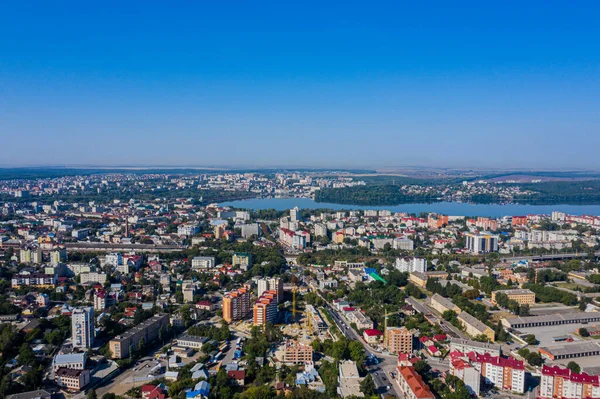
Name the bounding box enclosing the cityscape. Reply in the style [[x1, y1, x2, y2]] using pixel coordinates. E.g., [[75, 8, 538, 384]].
[[3, 2, 600, 399]]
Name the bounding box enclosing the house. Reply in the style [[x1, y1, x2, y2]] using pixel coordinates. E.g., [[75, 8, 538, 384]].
[[186, 381, 210, 399], [141, 384, 167, 399], [228, 370, 246, 386], [363, 329, 383, 344]]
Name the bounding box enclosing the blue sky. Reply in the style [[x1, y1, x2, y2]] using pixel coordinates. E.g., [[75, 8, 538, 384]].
[[1, 1, 599, 169]]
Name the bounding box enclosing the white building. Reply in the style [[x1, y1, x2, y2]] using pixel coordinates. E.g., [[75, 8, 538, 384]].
[[394, 257, 427, 273], [393, 238, 414, 250], [191, 256, 215, 270], [464, 232, 499, 254], [290, 207, 301, 222], [72, 307, 94, 349]]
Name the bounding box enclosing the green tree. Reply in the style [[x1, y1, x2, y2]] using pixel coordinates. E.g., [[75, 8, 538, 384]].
[[360, 374, 377, 396], [87, 389, 98, 399], [567, 361, 581, 374], [524, 334, 538, 345], [579, 327, 590, 337]]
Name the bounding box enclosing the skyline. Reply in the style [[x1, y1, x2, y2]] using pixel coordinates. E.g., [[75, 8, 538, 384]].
[[1, 2, 600, 168]]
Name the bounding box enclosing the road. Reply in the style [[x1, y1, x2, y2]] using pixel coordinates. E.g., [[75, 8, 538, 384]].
[[323, 302, 403, 398], [405, 297, 468, 340], [501, 252, 598, 262]]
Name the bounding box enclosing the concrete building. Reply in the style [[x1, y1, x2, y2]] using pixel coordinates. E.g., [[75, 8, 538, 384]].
[[232, 252, 252, 271], [253, 290, 278, 326], [257, 277, 284, 303], [395, 257, 427, 273], [409, 272, 428, 288], [449, 338, 501, 356], [464, 232, 499, 254], [338, 360, 364, 398], [393, 238, 414, 250], [109, 314, 170, 359], [191, 256, 215, 270], [491, 289, 536, 305], [72, 307, 94, 349], [539, 365, 600, 399], [502, 312, 600, 329], [222, 288, 250, 323], [385, 326, 413, 354], [430, 294, 461, 315], [55, 368, 90, 392], [539, 341, 600, 360], [283, 339, 313, 364], [176, 334, 207, 350], [397, 366, 434, 399], [458, 312, 495, 341]]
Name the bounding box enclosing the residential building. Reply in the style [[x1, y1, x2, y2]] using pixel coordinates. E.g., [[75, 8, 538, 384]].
[[464, 232, 499, 254], [55, 368, 90, 392], [393, 238, 414, 250], [283, 339, 313, 364], [338, 360, 364, 398], [458, 312, 495, 341], [290, 206, 301, 222], [257, 277, 284, 303], [52, 352, 86, 372], [253, 290, 278, 326], [191, 256, 215, 270], [539, 365, 600, 399], [385, 326, 413, 354], [222, 288, 250, 323], [491, 289, 536, 305], [72, 307, 94, 349], [409, 272, 428, 288], [395, 257, 427, 273], [232, 252, 252, 271], [109, 314, 170, 359], [363, 329, 383, 344], [397, 366, 434, 399], [430, 294, 461, 315]]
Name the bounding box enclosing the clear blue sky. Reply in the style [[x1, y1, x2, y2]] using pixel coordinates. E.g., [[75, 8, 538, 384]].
[[1, 1, 599, 169]]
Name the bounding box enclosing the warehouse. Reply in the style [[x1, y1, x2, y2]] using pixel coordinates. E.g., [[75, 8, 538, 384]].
[[502, 313, 600, 329], [539, 341, 600, 360]]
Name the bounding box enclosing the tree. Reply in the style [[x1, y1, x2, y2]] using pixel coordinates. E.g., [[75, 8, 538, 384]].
[[524, 334, 538, 345], [360, 374, 377, 396], [414, 360, 431, 375], [567, 361, 581, 374], [579, 327, 590, 337], [87, 390, 98, 399]]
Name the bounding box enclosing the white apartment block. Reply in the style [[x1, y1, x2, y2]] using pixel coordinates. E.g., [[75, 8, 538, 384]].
[[394, 257, 427, 273]]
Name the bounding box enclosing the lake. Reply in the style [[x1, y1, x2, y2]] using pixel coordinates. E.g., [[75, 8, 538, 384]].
[[220, 197, 600, 217]]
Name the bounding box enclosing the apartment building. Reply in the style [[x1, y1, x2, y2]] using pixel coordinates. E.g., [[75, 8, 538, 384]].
[[430, 294, 461, 315], [395, 257, 427, 273], [491, 289, 536, 305], [464, 232, 499, 254], [428, 214, 449, 229], [232, 252, 252, 271], [253, 290, 278, 326], [109, 314, 170, 359], [72, 307, 94, 349], [393, 238, 414, 250], [397, 366, 435, 399], [283, 339, 313, 364], [11, 273, 57, 289], [449, 351, 525, 394], [55, 368, 90, 392], [458, 312, 495, 341], [222, 288, 250, 323], [191, 256, 215, 270], [539, 365, 600, 399], [257, 277, 284, 303], [385, 326, 413, 354], [409, 272, 429, 288]]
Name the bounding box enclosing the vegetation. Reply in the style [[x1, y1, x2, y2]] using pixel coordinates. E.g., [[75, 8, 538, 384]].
[[523, 283, 579, 306]]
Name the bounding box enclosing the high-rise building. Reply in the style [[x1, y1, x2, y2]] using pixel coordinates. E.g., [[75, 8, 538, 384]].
[[464, 232, 499, 254], [222, 288, 250, 323], [290, 207, 300, 222], [253, 290, 278, 326], [257, 277, 284, 303], [539, 365, 600, 399], [283, 339, 313, 364], [72, 307, 94, 349], [394, 257, 427, 273], [385, 326, 413, 354]]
